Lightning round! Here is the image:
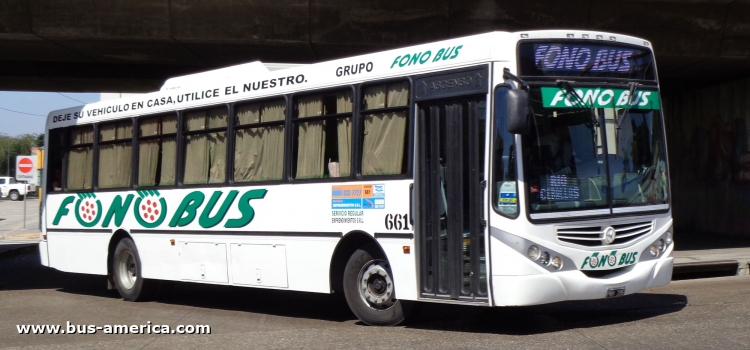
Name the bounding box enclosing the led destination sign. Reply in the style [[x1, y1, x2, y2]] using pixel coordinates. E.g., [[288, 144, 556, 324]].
[[519, 42, 655, 80]]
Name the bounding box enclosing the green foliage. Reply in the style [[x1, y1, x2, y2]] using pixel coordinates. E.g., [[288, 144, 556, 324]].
[[0, 133, 43, 178]]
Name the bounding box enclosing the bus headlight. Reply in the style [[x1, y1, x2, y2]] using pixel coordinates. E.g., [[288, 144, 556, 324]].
[[539, 252, 550, 265], [550, 256, 563, 270], [649, 245, 659, 257], [657, 239, 665, 252], [666, 231, 673, 245], [527, 245, 541, 260]]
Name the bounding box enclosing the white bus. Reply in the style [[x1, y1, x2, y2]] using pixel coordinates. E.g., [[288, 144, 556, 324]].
[[39, 30, 673, 326]]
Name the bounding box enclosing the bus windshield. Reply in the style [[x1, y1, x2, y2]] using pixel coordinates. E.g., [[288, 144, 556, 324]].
[[523, 86, 669, 216]]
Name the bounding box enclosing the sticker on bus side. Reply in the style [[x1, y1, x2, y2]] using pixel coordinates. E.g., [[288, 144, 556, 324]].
[[331, 184, 385, 209], [579, 250, 639, 270]]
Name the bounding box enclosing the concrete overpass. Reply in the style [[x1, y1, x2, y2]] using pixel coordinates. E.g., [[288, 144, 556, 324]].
[[1, 1, 749, 238], [0, 1, 748, 93]]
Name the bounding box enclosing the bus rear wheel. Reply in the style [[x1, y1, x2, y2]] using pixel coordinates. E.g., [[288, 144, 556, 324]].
[[343, 248, 407, 326], [112, 238, 154, 301]]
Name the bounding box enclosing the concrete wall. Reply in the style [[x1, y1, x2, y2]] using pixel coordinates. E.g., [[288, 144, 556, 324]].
[[664, 78, 750, 236]]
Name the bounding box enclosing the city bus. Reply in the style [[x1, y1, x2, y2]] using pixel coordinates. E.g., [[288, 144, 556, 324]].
[[39, 30, 673, 326]]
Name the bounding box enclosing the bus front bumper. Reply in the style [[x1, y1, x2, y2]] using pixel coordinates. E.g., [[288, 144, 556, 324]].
[[491, 246, 673, 307]]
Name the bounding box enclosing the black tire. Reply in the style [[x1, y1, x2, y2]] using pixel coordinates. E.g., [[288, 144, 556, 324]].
[[8, 190, 19, 201], [343, 248, 407, 326], [112, 238, 155, 301]]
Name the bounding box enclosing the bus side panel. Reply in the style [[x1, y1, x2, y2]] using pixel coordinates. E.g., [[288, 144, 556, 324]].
[[284, 238, 337, 293], [132, 234, 181, 281], [135, 234, 337, 294], [39, 241, 50, 266], [46, 231, 110, 275], [380, 240, 418, 300]]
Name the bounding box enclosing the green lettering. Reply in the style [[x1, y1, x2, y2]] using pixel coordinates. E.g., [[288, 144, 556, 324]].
[[409, 52, 420, 66], [580, 256, 590, 269], [168, 191, 205, 227], [630, 252, 638, 264], [390, 56, 401, 69], [619, 253, 628, 266], [442, 47, 455, 61], [398, 54, 410, 67], [224, 189, 267, 228], [199, 190, 239, 228], [597, 255, 608, 267], [102, 195, 134, 227], [74, 198, 102, 227], [433, 48, 445, 62], [450, 45, 463, 59], [52, 196, 75, 225], [419, 51, 431, 64]]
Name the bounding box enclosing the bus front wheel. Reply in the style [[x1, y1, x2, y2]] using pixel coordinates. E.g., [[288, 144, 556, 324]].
[[343, 248, 407, 326], [112, 238, 154, 301]]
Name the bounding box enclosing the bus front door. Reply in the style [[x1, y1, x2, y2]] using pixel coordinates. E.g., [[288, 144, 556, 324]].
[[417, 96, 488, 302]]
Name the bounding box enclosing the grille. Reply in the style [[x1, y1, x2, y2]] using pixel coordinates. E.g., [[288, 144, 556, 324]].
[[556, 221, 652, 247]]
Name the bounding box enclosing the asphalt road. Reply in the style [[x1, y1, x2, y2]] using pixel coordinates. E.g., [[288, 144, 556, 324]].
[[1, 247, 748, 349], [0, 196, 40, 237]]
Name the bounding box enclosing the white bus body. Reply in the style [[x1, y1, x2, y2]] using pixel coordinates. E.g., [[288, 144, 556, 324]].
[[40, 30, 673, 325]]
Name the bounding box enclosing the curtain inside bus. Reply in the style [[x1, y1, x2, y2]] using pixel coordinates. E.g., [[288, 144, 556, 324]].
[[234, 100, 285, 182], [67, 126, 94, 190], [138, 116, 177, 186], [295, 95, 325, 179], [361, 82, 408, 175], [98, 121, 132, 188], [336, 93, 352, 177], [295, 91, 352, 179], [184, 108, 227, 184]]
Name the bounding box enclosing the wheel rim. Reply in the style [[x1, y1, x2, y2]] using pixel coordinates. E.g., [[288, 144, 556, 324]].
[[10, 193, 17, 200], [117, 250, 137, 290], [358, 259, 396, 310]]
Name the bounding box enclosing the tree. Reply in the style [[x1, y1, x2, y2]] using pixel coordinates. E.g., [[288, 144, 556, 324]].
[[0, 133, 43, 177]]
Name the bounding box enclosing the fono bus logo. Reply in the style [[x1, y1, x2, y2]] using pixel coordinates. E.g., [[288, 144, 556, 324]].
[[74, 193, 102, 227], [134, 190, 167, 228], [51, 189, 268, 230]]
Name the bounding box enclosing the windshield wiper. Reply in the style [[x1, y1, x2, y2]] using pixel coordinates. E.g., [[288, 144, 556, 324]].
[[555, 80, 599, 127], [616, 82, 640, 129]]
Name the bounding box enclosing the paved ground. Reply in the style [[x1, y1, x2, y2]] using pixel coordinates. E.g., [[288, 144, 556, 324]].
[[0, 197, 41, 244], [1, 247, 749, 349]]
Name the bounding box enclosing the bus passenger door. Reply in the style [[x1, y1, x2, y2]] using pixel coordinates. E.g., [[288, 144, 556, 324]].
[[416, 96, 488, 302]]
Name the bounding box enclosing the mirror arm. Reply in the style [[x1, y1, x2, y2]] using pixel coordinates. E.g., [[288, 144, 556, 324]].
[[503, 68, 529, 91]]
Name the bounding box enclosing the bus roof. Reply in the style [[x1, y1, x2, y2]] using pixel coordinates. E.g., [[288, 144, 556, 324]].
[[45, 30, 652, 130]]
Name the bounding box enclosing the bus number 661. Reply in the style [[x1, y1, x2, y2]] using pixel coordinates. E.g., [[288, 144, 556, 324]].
[[384, 214, 410, 230]]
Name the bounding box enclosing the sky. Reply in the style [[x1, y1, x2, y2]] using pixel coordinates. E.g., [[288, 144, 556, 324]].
[[0, 92, 101, 136]]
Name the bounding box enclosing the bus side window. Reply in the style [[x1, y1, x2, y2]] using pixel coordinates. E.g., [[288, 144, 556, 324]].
[[292, 89, 353, 179], [98, 120, 133, 189], [138, 114, 178, 187], [493, 86, 519, 217], [360, 81, 409, 176], [47, 129, 65, 192], [182, 107, 228, 185], [67, 125, 95, 190], [234, 99, 286, 183]]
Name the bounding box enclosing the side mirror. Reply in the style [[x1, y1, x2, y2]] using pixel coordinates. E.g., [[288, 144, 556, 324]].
[[507, 89, 530, 134]]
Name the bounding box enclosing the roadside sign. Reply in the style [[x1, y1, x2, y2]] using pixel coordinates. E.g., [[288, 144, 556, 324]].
[[16, 155, 37, 183]]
